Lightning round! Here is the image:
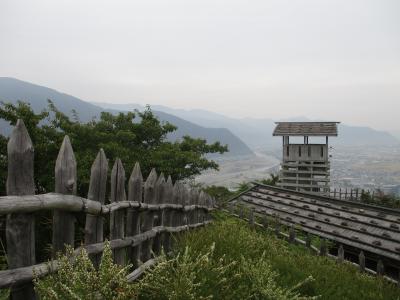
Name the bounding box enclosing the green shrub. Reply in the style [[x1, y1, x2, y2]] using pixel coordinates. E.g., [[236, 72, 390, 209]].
[[168, 212, 400, 300], [33, 242, 136, 300], [135, 244, 315, 300]]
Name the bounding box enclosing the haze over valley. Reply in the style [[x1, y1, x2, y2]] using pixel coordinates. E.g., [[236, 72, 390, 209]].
[[1, 77, 399, 193]]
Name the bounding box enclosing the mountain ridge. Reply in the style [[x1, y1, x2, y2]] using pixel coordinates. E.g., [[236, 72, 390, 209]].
[[0, 77, 254, 157], [94, 102, 400, 149]]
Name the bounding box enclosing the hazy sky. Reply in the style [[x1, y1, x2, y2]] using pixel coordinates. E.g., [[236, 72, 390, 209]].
[[1, 0, 399, 132]]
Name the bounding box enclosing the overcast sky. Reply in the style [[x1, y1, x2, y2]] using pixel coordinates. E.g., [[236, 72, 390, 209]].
[[1, 0, 399, 132]]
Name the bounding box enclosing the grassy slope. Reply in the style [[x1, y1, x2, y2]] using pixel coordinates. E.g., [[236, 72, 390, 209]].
[[167, 211, 400, 300]]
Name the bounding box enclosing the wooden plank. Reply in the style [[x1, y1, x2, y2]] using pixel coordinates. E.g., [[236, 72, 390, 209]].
[[84, 149, 108, 266], [52, 135, 77, 255], [153, 173, 165, 255], [163, 176, 174, 252], [172, 182, 184, 227], [141, 168, 158, 263], [110, 158, 126, 265], [126, 162, 143, 268], [6, 119, 36, 299]]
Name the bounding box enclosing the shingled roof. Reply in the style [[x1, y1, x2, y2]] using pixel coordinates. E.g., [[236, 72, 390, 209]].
[[273, 122, 339, 136], [229, 183, 400, 263]]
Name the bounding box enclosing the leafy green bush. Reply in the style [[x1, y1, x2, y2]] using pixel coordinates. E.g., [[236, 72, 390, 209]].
[[167, 212, 400, 300], [135, 244, 314, 300], [33, 242, 136, 300]]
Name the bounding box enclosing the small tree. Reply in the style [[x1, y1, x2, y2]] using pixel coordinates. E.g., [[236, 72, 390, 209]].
[[0, 101, 228, 196]]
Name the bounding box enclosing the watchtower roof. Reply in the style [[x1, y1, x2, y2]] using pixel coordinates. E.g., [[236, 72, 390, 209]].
[[273, 122, 339, 136]]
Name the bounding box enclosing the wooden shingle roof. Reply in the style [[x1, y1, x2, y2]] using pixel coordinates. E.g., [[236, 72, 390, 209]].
[[273, 122, 339, 136], [229, 183, 400, 263]]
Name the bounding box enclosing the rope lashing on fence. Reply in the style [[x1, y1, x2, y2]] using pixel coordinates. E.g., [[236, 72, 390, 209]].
[[1, 119, 216, 299]]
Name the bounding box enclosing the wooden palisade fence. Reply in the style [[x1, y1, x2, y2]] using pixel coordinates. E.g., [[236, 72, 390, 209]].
[[225, 204, 400, 286], [0, 120, 215, 299]]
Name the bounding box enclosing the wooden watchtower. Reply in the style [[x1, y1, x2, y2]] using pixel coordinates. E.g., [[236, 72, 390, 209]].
[[273, 122, 339, 195]]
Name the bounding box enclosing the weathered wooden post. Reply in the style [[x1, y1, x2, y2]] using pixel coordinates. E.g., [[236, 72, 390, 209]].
[[141, 168, 158, 262], [338, 244, 344, 263], [53, 135, 77, 255], [248, 208, 255, 227], [262, 215, 269, 229], [183, 185, 191, 225], [6, 119, 36, 299], [164, 176, 175, 253], [153, 173, 165, 255], [198, 191, 205, 223], [359, 251, 365, 272], [207, 195, 214, 221], [274, 217, 280, 237], [126, 162, 143, 268], [239, 205, 244, 219], [333, 188, 337, 199], [171, 182, 182, 227], [110, 158, 126, 265], [305, 233, 312, 248], [319, 238, 327, 256], [161, 176, 173, 253], [203, 193, 210, 222], [288, 226, 295, 243], [190, 188, 199, 225], [84, 149, 108, 267], [377, 259, 384, 276]]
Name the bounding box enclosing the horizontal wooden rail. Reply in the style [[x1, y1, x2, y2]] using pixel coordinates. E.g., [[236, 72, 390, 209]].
[[0, 193, 213, 215], [0, 220, 212, 289]]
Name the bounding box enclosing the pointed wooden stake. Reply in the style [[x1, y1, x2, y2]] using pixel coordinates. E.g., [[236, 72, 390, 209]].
[[163, 176, 174, 252], [126, 162, 143, 268], [153, 173, 166, 255], [85, 149, 108, 267], [110, 158, 126, 265], [141, 168, 158, 262], [53, 135, 77, 255], [6, 119, 36, 300]]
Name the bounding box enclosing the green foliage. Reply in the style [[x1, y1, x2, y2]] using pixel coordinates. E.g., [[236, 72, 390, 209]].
[[258, 174, 280, 186], [202, 185, 235, 206], [136, 243, 314, 300], [169, 212, 400, 300], [33, 242, 136, 300], [235, 181, 252, 194], [0, 101, 228, 196], [360, 189, 400, 209]]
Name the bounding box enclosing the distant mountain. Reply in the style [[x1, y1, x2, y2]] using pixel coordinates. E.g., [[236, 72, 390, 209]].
[[95, 103, 400, 149], [0, 78, 254, 157]]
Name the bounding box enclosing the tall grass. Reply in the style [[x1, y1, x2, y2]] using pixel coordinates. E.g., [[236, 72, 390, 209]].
[[139, 211, 399, 300]]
